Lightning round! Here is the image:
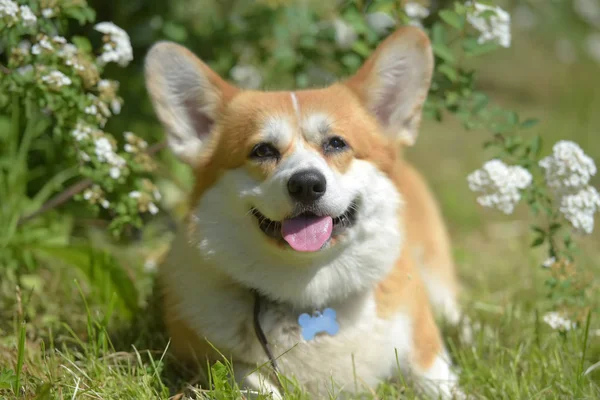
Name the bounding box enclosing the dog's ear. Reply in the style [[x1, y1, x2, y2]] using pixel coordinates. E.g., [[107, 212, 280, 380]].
[[345, 26, 433, 146], [145, 42, 238, 166]]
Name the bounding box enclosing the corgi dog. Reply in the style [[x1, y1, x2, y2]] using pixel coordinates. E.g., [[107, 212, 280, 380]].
[[145, 26, 463, 399]]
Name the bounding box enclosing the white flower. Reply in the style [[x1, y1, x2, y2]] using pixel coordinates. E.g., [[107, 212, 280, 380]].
[[332, 18, 357, 49], [109, 167, 121, 179], [19, 5, 36, 26], [230, 65, 262, 90], [404, 2, 430, 27], [16, 65, 33, 76], [18, 40, 31, 53], [585, 33, 600, 64], [41, 8, 54, 18], [543, 312, 576, 331], [153, 189, 162, 201], [574, 0, 600, 28], [539, 141, 596, 193], [83, 189, 93, 200], [148, 202, 159, 215], [0, 0, 18, 22], [467, 159, 532, 214], [366, 11, 396, 35], [94, 22, 133, 67], [93, 136, 126, 176], [79, 151, 91, 162], [100, 199, 110, 209], [31, 36, 54, 55], [124, 144, 135, 153], [542, 257, 556, 268], [52, 36, 67, 45], [71, 122, 94, 142], [129, 191, 141, 199], [41, 70, 72, 88], [85, 105, 98, 115], [110, 99, 122, 115], [466, 2, 511, 48], [558, 186, 600, 234], [98, 79, 112, 90]]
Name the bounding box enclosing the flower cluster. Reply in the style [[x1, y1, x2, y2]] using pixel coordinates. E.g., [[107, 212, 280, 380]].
[[466, 1, 512, 48], [0, 0, 35, 28], [129, 178, 161, 216], [467, 159, 533, 214], [404, 2, 430, 27], [41, 70, 72, 89], [540, 141, 599, 234], [543, 311, 576, 332], [94, 22, 133, 67]]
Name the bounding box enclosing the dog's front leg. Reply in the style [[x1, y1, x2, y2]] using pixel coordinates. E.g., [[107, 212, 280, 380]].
[[234, 364, 283, 400]]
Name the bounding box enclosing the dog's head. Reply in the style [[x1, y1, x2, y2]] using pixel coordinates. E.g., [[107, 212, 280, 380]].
[[145, 27, 433, 308]]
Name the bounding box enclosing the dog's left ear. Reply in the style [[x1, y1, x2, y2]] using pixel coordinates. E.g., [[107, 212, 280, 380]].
[[345, 26, 433, 146]]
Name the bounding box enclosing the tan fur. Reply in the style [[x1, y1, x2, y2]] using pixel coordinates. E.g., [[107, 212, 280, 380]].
[[146, 26, 462, 398]]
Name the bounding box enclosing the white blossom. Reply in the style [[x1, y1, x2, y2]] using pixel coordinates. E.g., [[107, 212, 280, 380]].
[[230, 65, 262, 89], [129, 191, 141, 199], [110, 99, 122, 115], [539, 141, 596, 193], [41, 70, 72, 88], [18, 40, 31, 53], [79, 151, 91, 162], [558, 186, 600, 234], [148, 202, 159, 215], [94, 22, 133, 67], [153, 189, 162, 201], [404, 2, 430, 27], [543, 312, 576, 331], [31, 36, 54, 55], [109, 166, 121, 179], [98, 79, 112, 90], [0, 0, 18, 22], [41, 8, 54, 18], [467, 159, 532, 214], [100, 199, 110, 209], [85, 105, 98, 115], [16, 64, 33, 76], [19, 5, 36, 26], [93, 136, 126, 178], [332, 18, 357, 49], [585, 33, 600, 63], [466, 2, 511, 48], [83, 189, 93, 200], [574, 0, 600, 28], [366, 11, 396, 35], [542, 257, 556, 268], [71, 122, 94, 142]]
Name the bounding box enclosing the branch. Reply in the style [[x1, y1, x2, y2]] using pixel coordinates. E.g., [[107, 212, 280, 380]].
[[17, 140, 167, 226]]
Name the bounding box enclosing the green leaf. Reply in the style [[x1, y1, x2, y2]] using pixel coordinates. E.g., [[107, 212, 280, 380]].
[[531, 236, 545, 248], [530, 135, 542, 157], [72, 36, 92, 53], [432, 43, 456, 65], [162, 21, 188, 42], [521, 118, 540, 129], [466, 41, 500, 57], [0, 368, 16, 390], [33, 245, 139, 314], [438, 64, 458, 82], [351, 40, 371, 58], [431, 23, 447, 46], [439, 10, 465, 30]]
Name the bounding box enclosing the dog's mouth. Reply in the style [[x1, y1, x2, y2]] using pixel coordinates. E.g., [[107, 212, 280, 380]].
[[250, 200, 359, 252]]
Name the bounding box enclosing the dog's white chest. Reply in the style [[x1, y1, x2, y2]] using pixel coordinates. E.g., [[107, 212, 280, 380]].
[[260, 294, 413, 396]]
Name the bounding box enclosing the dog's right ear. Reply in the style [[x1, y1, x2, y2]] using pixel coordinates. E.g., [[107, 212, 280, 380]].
[[145, 42, 238, 166]]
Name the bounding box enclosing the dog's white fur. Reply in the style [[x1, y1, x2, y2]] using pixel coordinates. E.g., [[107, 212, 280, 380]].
[[147, 26, 463, 399]]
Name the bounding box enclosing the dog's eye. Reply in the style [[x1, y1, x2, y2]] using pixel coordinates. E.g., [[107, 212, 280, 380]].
[[250, 143, 280, 160], [323, 136, 348, 153]]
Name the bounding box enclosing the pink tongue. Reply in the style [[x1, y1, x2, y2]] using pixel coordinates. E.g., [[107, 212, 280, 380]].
[[281, 215, 333, 252]]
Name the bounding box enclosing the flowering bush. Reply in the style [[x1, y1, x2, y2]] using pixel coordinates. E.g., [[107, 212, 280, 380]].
[[0, 0, 160, 237]]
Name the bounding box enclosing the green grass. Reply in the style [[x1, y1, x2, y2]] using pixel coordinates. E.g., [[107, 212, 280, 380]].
[[1, 28, 600, 400]]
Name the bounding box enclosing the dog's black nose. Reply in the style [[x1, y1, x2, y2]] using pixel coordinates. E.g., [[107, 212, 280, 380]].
[[288, 169, 327, 203]]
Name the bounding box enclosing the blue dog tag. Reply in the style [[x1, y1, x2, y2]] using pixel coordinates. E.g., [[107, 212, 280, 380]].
[[298, 308, 340, 341]]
